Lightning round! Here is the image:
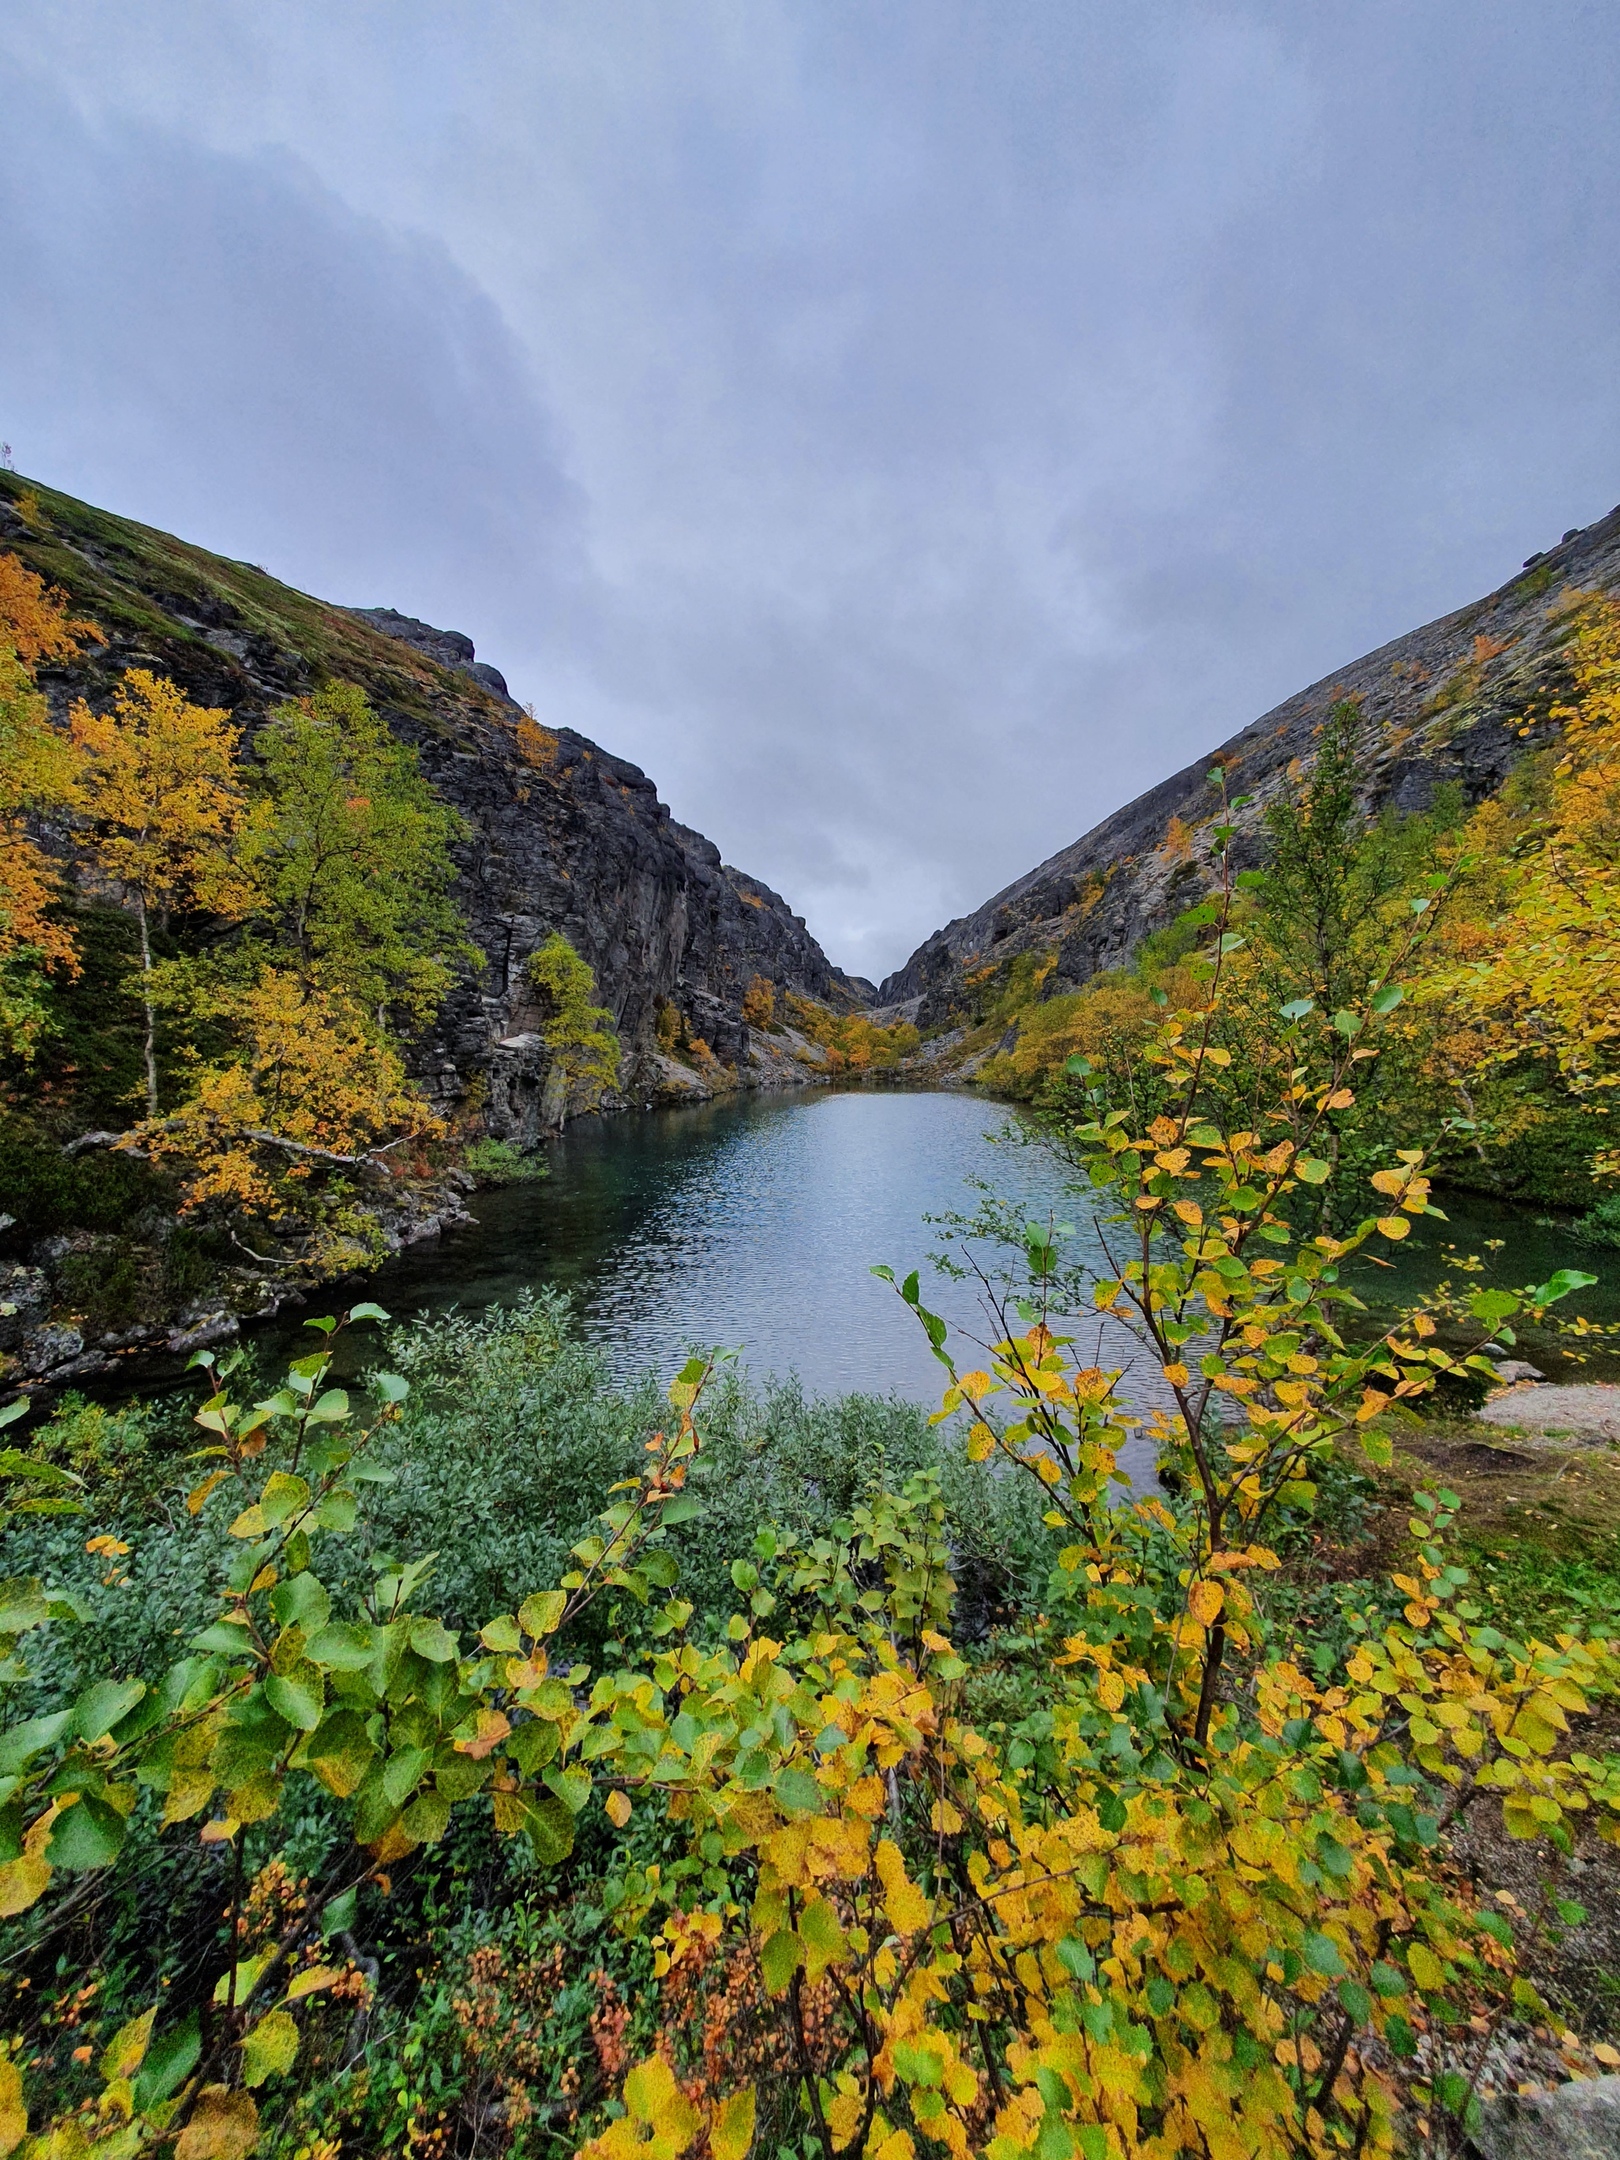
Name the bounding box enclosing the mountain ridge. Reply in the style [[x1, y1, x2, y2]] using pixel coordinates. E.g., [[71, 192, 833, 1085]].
[[0, 470, 872, 1137], [877, 505, 1620, 1031]]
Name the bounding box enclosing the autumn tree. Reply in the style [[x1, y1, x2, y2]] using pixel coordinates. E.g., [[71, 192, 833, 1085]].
[[526, 931, 620, 1119], [741, 974, 776, 1028], [242, 681, 476, 1026], [140, 968, 443, 1268], [1421, 594, 1620, 1171], [66, 670, 250, 1113], [0, 554, 98, 1057]]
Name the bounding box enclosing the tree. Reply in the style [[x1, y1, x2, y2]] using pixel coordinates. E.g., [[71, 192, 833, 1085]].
[[0, 555, 98, 1058], [1423, 595, 1620, 1171], [526, 931, 620, 1118], [66, 670, 250, 1114], [242, 681, 477, 1027], [741, 974, 776, 1028], [139, 968, 444, 1268]]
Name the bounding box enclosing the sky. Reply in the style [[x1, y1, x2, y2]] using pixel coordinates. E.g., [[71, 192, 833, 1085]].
[[2, 5, 1618, 984]]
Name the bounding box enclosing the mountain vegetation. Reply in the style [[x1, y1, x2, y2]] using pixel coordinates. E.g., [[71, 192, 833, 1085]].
[[0, 473, 872, 1381]]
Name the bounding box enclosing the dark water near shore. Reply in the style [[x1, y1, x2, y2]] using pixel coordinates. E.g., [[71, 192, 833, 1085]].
[[235, 1086, 1618, 1402]]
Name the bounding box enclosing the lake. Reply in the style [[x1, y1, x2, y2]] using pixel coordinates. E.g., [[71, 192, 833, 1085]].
[[246, 1084, 1617, 1400]]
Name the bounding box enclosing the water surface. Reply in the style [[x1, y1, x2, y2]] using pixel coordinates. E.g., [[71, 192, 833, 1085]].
[[253, 1085, 1617, 1399]]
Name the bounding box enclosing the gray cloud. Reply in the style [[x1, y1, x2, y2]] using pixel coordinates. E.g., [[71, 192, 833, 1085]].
[[2, 3, 1618, 977]]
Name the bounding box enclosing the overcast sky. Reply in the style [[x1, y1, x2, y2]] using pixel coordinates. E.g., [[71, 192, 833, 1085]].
[[2, 4, 1617, 981]]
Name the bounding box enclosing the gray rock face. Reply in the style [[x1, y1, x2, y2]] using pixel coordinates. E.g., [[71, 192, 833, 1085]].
[[879, 508, 1620, 1025], [1467, 2073, 1620, 2160], [0, 480, 865, 1132]]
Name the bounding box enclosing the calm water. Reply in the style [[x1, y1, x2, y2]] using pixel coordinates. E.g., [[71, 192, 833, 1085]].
[[264, 1088, 1082, 1402], [243, 1086, 1617, 1400]]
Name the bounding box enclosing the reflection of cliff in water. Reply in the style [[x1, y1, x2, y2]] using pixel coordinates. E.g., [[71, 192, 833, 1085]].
[[130, 1092, 1620, 1415]]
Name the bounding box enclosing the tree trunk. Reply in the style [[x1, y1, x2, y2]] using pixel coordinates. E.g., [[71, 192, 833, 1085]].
[[137, 894, 159, 1118]]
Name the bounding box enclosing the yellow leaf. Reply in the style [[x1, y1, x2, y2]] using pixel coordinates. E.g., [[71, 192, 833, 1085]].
[[1096, 1669, 1125, 1713], [99, 2008, 155, 2083], [1407, 1944, 1445, 1992], [1172, 1201, 1202, 1226], [1376, 1216, 1410, 1241], [875, 1838, 931, 1933], [710, 2086, 756, 2160], [0, 2057, 24, 2159], [241, 2007, 298, 2088], [966, 1423, 995, 1462], [606, 1789, 633, 1828], [174, 2085, 259, 2160], [453, 1708, 511, 1760], [1188, 1580, 1224, 1627], [1162, 1363, 1189, 1387], [187, 1470, 229, 1516], [0, 1854, 51, 1918], [285, 1964, 344, 2001], [624, 2056, 699, 2147]]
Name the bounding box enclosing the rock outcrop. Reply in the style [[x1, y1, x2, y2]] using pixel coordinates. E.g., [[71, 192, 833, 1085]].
[[0, 472, 864, 1129], [878, 508, 1620, 1030]]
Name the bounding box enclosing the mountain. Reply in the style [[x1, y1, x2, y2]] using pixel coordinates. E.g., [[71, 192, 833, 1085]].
[[0, 471, 871, 1136], [877, 506, 1620, 1040]]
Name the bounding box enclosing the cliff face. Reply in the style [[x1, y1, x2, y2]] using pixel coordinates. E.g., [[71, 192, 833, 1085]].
[[0, 473, 863, 1128], [879, 507, 1620, 1031]]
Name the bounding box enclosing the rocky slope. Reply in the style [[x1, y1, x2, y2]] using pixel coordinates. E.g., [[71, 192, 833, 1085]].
[[0, 471, 870, 1135], [878, 506, 1620, 1034]]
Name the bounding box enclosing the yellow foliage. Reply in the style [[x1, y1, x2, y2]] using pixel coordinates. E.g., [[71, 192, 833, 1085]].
[[139, 969, 442, 1233]]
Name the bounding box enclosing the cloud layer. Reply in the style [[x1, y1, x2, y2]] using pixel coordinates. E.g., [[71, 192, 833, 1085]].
[[3, 3, 1618, 977]]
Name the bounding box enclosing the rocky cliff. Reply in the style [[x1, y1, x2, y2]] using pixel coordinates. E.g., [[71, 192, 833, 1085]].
[[878, 506, 1620, 1033], [0, 472, 868, 1132]]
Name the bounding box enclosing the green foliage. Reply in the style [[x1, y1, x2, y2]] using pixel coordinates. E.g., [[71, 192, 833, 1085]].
[[0, 1114, 162, 1238], [460, 1136, 548, 1185], [527, 933, 621, 1103], [244, 681, 479, 1025]]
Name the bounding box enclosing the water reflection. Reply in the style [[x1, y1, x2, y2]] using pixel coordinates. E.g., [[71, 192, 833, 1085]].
[[245, 1088, 1615, 1413]]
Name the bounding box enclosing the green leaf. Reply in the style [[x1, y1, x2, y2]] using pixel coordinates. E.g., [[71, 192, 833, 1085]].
[[1533, 1269, 1598, 1307], [1331, 1009, 1363, 1038], [241, 2008, 298, 2087], [314, 1488, 357, 1533], [134, 2013, 200, 2111], [269, 1573, 331, 1633], [774, 1767, 824, 1816], [1301, 1931, 1346, 1977], [0, 1578, 52, 1637], [305, 1622, 376, 1671], [761, 1929, 803, 1994], [479, 1615, 522, 1653], [1370, 984, 1405, 1014], [347, 1302, 390, 1324], [46, 1792, 127, 1870], [1337, 1980, 1373, 2024], [523, 1791, 575, 1866], [401, 1788, 451, 1844], [381, 1746, 433, 1808], [659, 1494, 702, 1525], [409, 1617, 458, 1663], [265, 1668, 324, 1732], [1294, 1157, 1331, 1184], [73, 1678, 146, 1743], [543, 1764, 592, 1815], [320, 1885, 358, 1938]]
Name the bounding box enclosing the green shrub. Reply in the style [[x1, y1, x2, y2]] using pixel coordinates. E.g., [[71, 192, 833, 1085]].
[[461, 1136, 548, 1185]]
